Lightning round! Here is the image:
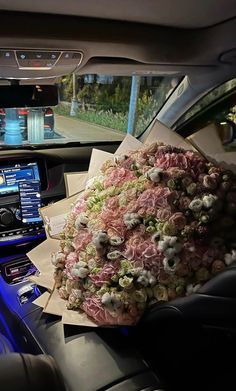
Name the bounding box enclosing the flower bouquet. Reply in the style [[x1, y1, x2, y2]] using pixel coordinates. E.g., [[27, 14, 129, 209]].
[[28, 125, 236, 327]]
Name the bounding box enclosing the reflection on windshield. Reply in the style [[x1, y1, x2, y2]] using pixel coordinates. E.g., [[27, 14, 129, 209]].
[[0, 74, 181, 146]]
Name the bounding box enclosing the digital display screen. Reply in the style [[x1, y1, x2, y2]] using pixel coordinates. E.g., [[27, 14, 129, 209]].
[[0, 162, 40, 195], [19, 180, 42, 224]]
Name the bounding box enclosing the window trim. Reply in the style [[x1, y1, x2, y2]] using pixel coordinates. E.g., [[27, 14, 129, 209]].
[[175, 80, 236, 136]]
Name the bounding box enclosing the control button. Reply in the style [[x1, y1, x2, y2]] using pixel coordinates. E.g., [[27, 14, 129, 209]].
[[62, 52, 72, 59], [72, 52, 81, 59], [0, 208, 14, 227], [50, 52, 60, 60], [16, 230, 21, 235], [4, 52, 12, 58], [17, 52, 28, 60]]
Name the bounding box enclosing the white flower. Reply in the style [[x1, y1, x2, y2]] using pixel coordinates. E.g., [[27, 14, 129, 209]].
[[87, 258, 96, 270], [74, 260, 87, 269], [101, 292, 111, 306], [189, 199, 203, 212], [101, 292, 122, 312], [51, 252, 65, 267], [119, 276, 133, 288], [164, 247, 177, 260], [72, 267, 89, 279], [85, 175, 104, 190], [114, 154, 127, 164], [149, 275, 157, 286], [164, 236, 177, 246], [124, 213, 141, 229], [145, 167, 163, 183], [75, 213, 89, 229], [153, 285, 168, 301], [163, 256, 180, 273], [133, 289, 147, 303], [109, 236, 124, 246], [107, 251, 121, 260], [158, 240, 169, 252], [202, 195, 217, 209], [224, 250, 236, 265], [64, 243, 74, 254], [92, 231, 108, 249], [71, 289, 82, 299], [152, 232, 160, 243], [137, 275, 149, 287], [186, 284, 201, 295]]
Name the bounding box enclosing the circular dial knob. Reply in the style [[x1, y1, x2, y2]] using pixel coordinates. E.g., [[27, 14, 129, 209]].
[[0, 208, 14, 227]]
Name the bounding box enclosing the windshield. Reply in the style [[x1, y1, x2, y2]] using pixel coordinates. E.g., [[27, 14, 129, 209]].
[[0, 74, 182, 147]]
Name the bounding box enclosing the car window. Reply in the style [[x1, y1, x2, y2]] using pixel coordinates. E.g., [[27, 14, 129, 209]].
[[175, 78, 236, 128], [0, 74, 182, 147]]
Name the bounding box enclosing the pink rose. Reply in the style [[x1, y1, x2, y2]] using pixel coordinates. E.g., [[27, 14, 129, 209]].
[[169, 212, 186, 230], [211, 260, 225, 274], [105, 195, 119, 210], [90, 264, 118, 286], [156, 207, 172, 220], [65, 252, 78, 278], [137, 187, 171, 212], [100, 207, 126, 236], [178, 196, 191, 211], [73, 229, 93, 251], [73, 198, 87, 214], [83, 297, 136, 325], [104, 167, 136, 188]]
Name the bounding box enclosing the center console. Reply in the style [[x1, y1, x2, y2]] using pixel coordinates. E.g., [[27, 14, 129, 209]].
[[0, 161, 46, 246]]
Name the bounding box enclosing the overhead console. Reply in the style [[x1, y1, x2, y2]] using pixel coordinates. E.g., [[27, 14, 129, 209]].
[[0, 49, 83, 78]]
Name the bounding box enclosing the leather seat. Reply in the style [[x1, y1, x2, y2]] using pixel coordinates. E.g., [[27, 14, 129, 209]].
[[141, 263, 236, 326], [0, 353, 66, 391], [0, 333, 13, 354]]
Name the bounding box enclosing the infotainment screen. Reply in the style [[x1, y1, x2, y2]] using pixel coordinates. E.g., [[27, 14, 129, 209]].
[[0, 162, 40, 195], [19, 180, 42, 224]]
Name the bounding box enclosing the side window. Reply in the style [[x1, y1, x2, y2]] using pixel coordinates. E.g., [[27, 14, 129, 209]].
[[216, 104, 236, 150], [176, 78, 236, 151], [176, 78, 236, 127]]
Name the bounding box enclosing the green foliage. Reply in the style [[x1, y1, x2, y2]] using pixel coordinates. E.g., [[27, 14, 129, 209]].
[[57, 74, 180, 135]]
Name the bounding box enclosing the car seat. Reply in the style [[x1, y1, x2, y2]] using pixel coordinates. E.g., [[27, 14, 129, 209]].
[[0, 353, 66, 391]]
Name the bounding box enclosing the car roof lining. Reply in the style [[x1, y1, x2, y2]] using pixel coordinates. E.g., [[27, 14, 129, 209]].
[[0, 0, 235, 29]]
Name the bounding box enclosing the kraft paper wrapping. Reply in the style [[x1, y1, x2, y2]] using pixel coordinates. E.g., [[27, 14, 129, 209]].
[[64, 172, 88, 197], [188, 124, 225, 157], [88, 149, 113, 179], [40, 192, 83, 239], [188, 124, 236, 173], [62, 308, 98, 327], [30, 123, 227, 326], [143, 119, 195, 150], [29, 273, 55, 291]]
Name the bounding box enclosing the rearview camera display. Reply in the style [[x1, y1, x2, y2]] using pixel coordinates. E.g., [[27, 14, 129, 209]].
[[0, 162, 40, 195]]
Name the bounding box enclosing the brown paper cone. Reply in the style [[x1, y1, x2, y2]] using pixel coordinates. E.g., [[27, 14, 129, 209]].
[[62, 308, 98, 327], [143, 119, 195, 150], [64, 172, 88, 197]]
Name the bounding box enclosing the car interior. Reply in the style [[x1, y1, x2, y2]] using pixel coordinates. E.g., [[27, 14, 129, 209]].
[[0, 1, 236, 390]]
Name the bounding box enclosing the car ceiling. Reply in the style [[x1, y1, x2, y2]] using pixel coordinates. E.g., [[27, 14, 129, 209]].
[[0, 0, 235, 28], [0, 2, 234, 83]]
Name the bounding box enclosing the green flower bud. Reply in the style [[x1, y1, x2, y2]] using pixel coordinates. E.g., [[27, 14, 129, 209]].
[[195, 267, 210, 282]]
